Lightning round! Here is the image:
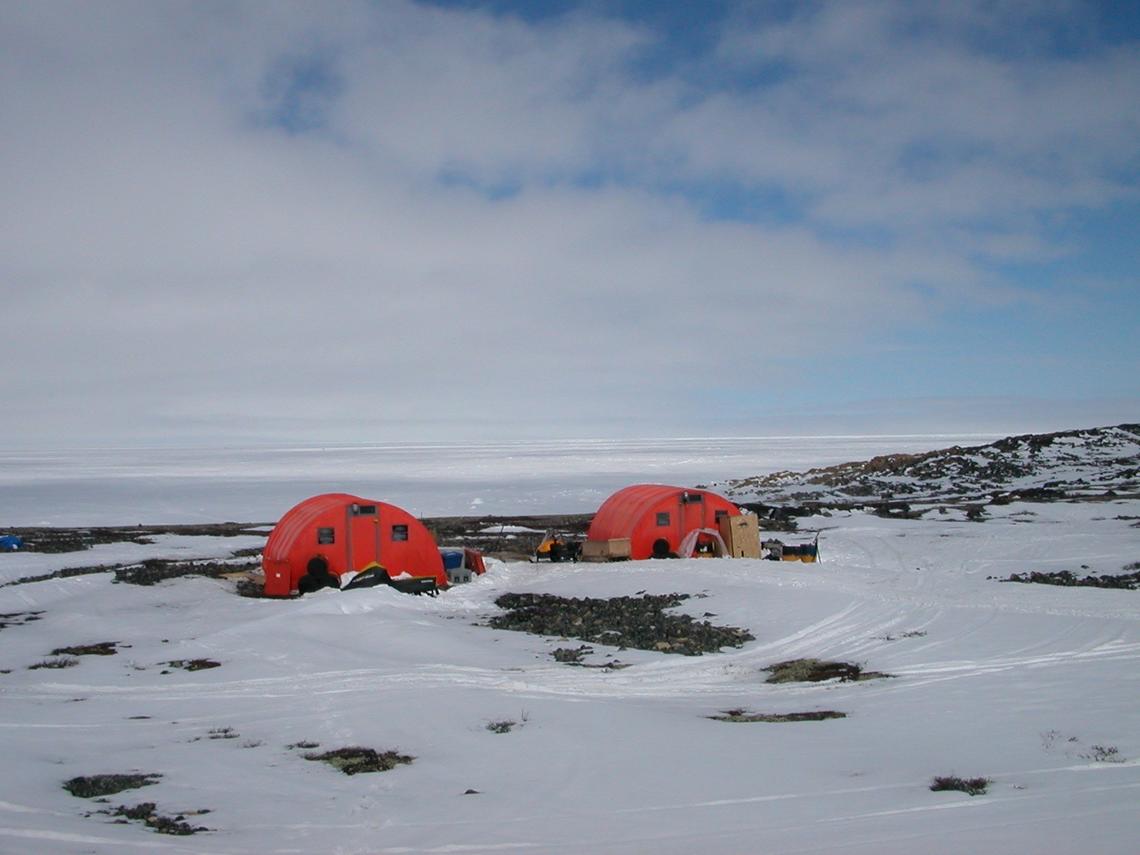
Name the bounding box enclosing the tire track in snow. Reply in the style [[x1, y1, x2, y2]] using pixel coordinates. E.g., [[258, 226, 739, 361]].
[[0, 826, 190, 850], [6, 606, 1136, 708]]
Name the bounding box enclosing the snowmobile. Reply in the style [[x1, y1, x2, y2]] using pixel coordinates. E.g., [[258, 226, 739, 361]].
[[533, 531, 582, 563]]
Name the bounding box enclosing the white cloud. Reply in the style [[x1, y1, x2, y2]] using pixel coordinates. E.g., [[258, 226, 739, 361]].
[[701, 1, 1140, 234], [0, 1, 1135, 446]]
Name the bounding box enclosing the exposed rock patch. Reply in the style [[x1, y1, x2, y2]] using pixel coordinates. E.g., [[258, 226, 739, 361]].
[[489, 592, 754, 656], [709, 709, 847, 722], [105, 802, 210, 835], [63, 773, 161, 798], [28, 656, 78, 670], [51, 641, 121, 656], [930, 775, 990, 796], [551, 645, 594, 664], [996, 569, 1140, 590], [5, 523, 266, 554], [0, 610, 44, 630], [764, 658, 890, 683], [303, 747, 414, 775], [163, 658, 221, 672], [114, 559, 256, 586], [2, 557, 259, 589]]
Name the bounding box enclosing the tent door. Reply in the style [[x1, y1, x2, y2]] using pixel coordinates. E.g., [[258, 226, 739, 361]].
[[345, 503, 382, 570]]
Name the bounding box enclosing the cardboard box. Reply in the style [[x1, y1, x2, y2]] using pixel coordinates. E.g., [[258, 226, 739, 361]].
[[580, 537, 632, 562], [719, 513, 760, 558]]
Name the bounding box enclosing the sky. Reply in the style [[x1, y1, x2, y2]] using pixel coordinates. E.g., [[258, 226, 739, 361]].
[[1, 0, 1137, 448]]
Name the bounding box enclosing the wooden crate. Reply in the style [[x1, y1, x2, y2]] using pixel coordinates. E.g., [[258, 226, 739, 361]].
[[580, 537, 632, 562], [719, 513, 760, 558]]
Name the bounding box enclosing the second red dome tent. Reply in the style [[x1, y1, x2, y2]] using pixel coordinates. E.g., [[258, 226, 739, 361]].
[[585, 484, 743, 560]]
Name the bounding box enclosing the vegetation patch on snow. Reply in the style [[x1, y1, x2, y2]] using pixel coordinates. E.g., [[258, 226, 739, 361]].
[[63, 772, 162, 798], [162, 658, 221, 672], [997, 569, 1140, 590], [1081, 744, 1125, 763], [51, 641, 121, 656], [190, 727, 239, 742], [710, 708, 847, 723], [486, 716, 529, 733], [0, 610, 44, 630], [102, 802, 210, 835], [549, 644, 631, 668], [489, 592, 754, 655], [551, 644, 594, 663], [874, 630, 927, 641], [303, 747, 414, 775], [764, 658, 890, 683], [929, 775, 990, 796], [28, 656, 78, 670], [1040, 730, 1127, 763]]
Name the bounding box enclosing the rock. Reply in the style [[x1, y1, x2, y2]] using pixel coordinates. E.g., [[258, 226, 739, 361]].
[[488, 593, 753, 656]]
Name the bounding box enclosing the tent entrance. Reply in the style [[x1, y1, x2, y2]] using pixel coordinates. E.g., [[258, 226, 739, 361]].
[[677, 528, 728, 558], [345, 503, 382, 570]]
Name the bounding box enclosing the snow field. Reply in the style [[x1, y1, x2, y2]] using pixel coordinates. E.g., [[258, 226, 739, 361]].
[[0, 435, 1000, 526], [0, 501, 1137, 853]]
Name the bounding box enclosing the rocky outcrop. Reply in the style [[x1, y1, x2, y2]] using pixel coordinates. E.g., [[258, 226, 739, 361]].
[[717, 424, 1140, 507]]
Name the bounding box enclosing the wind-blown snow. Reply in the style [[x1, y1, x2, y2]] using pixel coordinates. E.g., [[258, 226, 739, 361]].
[[1, 500, 1137, 853]]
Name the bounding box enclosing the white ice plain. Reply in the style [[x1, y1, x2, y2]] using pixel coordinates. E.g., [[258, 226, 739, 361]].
[[1, 498, 1137, 854], [0, 434, 1000, 525]]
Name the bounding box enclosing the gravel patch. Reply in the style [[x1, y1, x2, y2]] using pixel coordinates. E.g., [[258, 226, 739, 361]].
[[488, 592, 754, 655]]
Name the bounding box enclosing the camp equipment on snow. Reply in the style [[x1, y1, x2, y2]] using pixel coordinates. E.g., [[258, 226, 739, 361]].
[[762, 534, 820, 563], [534, 532, 581, 563], [439, 547, 487, 584], [343, 562, 440, 595]]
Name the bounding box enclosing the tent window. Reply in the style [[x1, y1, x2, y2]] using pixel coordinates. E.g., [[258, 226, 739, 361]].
[[317, 527, 335, 545], [681, 492, 703, 504], [715, 510, 728, 522], [391, 524, 409, 542], [656, 512, 671, 526], [351, 504, 377, 516]]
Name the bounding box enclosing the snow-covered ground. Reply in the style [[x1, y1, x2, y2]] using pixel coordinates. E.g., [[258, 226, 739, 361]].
[[1, 498, 1137, 853]]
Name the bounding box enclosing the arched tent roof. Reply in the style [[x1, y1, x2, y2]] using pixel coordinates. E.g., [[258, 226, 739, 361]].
[[262, 493, 445, 596], [266, 492, 358, 556], [586, 484, 741, 560]]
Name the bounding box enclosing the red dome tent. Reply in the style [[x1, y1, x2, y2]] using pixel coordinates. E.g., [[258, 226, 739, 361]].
[[585, 484, 745, 560], [262, 493, 446, 597]]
